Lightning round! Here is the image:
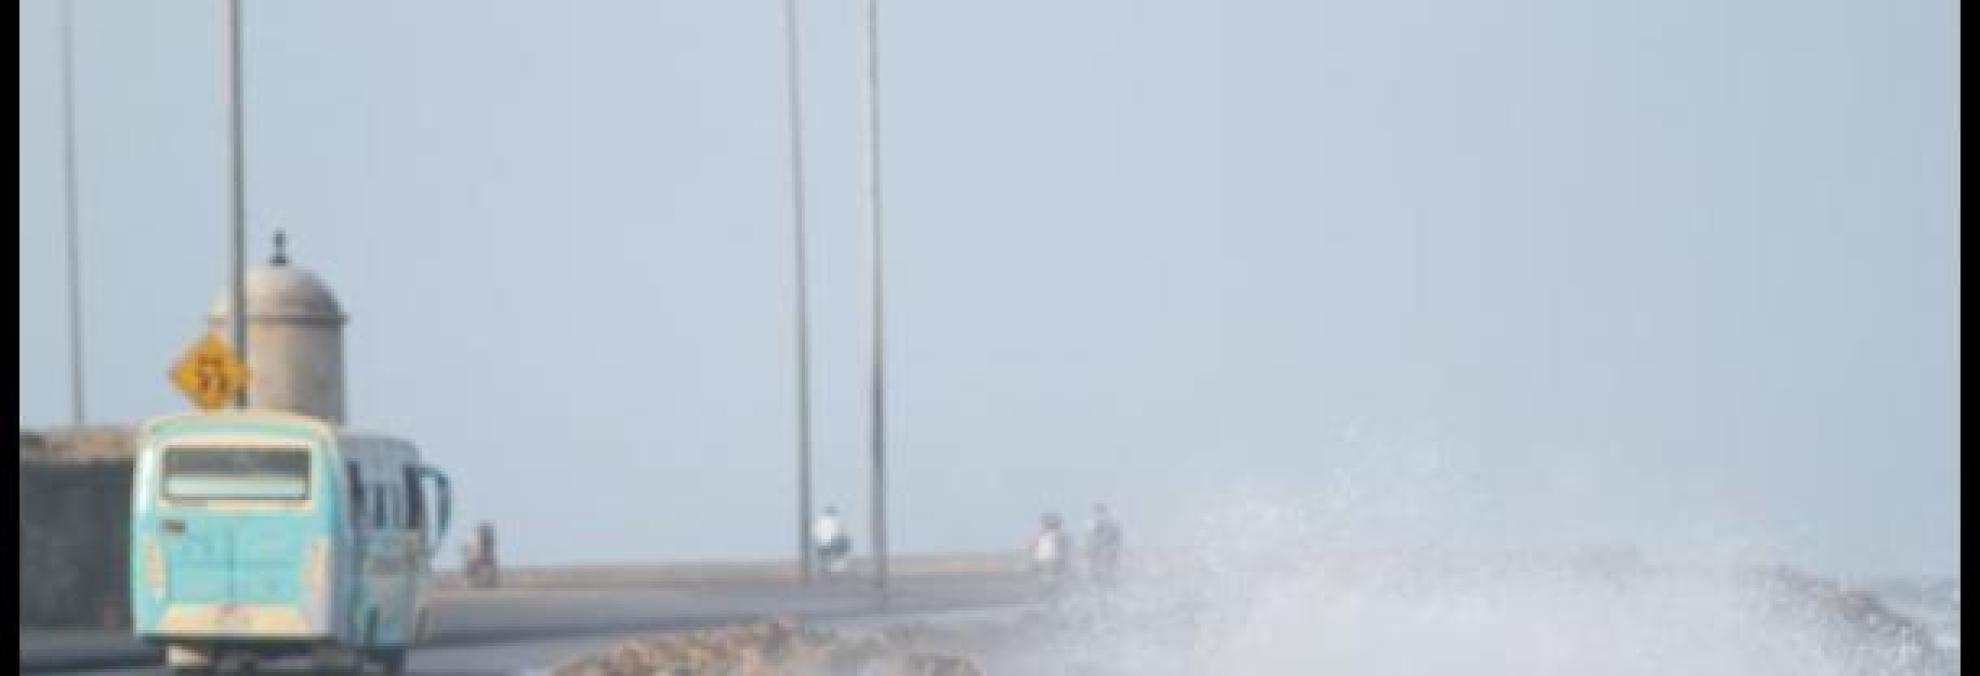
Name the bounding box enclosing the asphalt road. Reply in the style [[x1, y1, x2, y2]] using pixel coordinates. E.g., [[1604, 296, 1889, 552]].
[[37, 572, 1037, 675], [64, 630, 662, 676]]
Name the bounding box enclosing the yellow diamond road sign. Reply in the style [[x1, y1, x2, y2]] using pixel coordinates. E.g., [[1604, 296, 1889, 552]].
[[171, 331, 250, 410]]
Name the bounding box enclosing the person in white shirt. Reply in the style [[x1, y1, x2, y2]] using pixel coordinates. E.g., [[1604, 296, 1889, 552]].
[[1029, 512, 1072, 597], [813, 506, 852, 575]]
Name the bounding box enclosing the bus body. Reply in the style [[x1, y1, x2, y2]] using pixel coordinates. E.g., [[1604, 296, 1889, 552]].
[[130, 410, 451, 673]]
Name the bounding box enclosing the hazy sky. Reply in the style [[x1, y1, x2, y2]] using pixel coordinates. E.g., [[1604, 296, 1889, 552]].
[[18, 0, 1957, 578]]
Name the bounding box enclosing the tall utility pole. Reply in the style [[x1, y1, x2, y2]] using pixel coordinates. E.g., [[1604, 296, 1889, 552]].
[[779, 0, 817, 585], [59, 0, 86, 427], [861, 0, 890, 604], [221, 0, 249, 405]]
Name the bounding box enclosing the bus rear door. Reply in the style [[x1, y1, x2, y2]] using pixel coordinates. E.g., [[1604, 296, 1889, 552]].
[[145, 442, 326, 637]]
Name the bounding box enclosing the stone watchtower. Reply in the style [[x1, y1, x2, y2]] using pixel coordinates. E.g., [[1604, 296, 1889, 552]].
[[205, 231, 348, 423]]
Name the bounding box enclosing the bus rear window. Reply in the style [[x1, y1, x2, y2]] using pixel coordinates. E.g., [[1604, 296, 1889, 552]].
[[162, 447, 311, 501]]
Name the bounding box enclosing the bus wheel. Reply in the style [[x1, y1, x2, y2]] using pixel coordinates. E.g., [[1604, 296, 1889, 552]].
[[310, 645, 363, 675], [165, 643, 214, 674], [215, 651, 260, 674], [374, 648, 407, 675]]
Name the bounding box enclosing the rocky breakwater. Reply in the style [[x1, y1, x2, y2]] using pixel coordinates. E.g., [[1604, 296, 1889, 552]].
[[1738, 565, 1959, 675], [550, 618, 991, 676]]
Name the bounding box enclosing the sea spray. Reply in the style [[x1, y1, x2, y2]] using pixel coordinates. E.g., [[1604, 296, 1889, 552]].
[[1009, 490, 1957, 676]]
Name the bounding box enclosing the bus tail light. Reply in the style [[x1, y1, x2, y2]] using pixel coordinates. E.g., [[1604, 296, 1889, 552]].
[[302, 537, 329, 598], [143, 539, 167, 596]]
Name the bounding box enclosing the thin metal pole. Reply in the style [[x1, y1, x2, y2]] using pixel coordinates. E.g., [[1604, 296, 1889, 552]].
[[861, 0, 890, 604], [779, 0, 817, 585], [221, 0, 248, 406], [59, 0, 86, 427]]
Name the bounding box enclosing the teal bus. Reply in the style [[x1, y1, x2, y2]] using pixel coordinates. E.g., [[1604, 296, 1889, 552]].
[[130, 411, 452, 674]]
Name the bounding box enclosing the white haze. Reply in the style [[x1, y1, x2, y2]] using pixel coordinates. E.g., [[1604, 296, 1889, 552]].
[[15, 0, 1956, 579]]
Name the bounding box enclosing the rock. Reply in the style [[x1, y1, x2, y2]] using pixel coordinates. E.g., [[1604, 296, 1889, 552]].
[[549, 618, 984, 676]]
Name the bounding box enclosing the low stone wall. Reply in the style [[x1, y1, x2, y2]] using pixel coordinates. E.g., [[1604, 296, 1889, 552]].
[[431, 553, 1023, 591], [19, 421, 1018, 628], [19, 426, 138, 628], [19, 457, 135, 628]]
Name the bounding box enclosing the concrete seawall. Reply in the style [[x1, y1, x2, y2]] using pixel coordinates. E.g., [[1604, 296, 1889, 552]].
[[430, 552, 1025, 591]]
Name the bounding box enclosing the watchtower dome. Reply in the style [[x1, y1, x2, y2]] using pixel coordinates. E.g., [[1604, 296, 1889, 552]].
[[206, 231, 348, 423]]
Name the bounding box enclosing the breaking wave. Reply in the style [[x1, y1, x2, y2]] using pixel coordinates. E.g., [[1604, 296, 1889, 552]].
[[995, 490, 1958, 676]]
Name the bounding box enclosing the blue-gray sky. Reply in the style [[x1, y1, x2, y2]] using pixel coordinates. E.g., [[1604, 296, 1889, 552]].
[[17, 0, 1957, 578]]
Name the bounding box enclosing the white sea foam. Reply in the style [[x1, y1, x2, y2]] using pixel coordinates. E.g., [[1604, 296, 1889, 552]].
[[991, 488, 1956, 676]]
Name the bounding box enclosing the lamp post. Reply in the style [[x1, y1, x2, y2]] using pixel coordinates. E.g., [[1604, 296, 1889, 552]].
[[861, 0, 890, 605], [779, 0, 818, 585], [221, 0, 249, 404], [59, 0, 86, 426]]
